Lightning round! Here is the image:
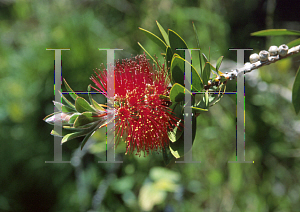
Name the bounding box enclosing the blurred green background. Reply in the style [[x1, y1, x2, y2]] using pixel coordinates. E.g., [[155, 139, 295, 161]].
[[1, 0, 300, 211]]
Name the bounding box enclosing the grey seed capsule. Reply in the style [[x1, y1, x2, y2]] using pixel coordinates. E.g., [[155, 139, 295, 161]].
[[249, 53, 260, 63], [259, 50, 269, 61], [278, 44, 288, 57], [268, 46, 278, 56]]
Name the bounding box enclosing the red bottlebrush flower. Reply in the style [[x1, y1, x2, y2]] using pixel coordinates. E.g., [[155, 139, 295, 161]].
[[90, 54, 177, 156]]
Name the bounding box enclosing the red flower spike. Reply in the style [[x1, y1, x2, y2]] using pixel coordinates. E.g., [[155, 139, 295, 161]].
[[91, 54, 178, 156]]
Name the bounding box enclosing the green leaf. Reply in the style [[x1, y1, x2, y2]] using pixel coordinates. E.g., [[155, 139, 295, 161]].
[[81, 122, 105, 149], [59, 91, 75, 109], [197, 90, 212, 109], [137, 42, 158, 66], [287, 38, 300, 48], [156, 21, 170, 46], [170, 55, 202, 91], [88, 85, 105, 111], [43, 112, 57, 122], [170, 54, 184, 86], [53, 101, 76, 113], [159, 95, 170, 101], [139, 27, 167, 51], [162, 145, 175, 166], [170, 83, 192, 102], [61, 131, 89, 144], [169, 114, 196, 158], [75, 97, 97, 113], [192, 107, 208, 112], [191, 65, 203, 92], [205, 90, 209, 109], [292, 66, 300, 114], [68, 113, 81, 125], [81, 131, 94, 150], [63, 78, 79, 101], [61, 121, 101, 144], [50, 128, 71, 137], [166, 46, 173, 71], [61, 104, 76, 113], [192, 22, 202, 74], [251, 29, 300, 36], [73, 112, 103, 128], [202, 62, 211, 86], [168, 29, 188, 59], [216, 56, 224, 75], [168, 102, 184, 142]]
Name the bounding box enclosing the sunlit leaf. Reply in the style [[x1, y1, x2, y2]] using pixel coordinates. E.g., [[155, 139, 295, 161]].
[[73, 112, 102, 128], [139, 27, 167, 51], [216, 56, 224, 75], [202, 62, 211, 86], [251, 29, 300, 36], [287, 38, 300, 48], [156, 21, 170, 46], [61, 131, 89, 144], [169, 29, 188, 59], [137, 42, 158, 66], [59, 91, 75, 109], [192, 22, 202, 74], [170, 55, 203, 91], [88, 85, 105, 111], [63, 78, 79, 101], [170, 83, 192, 102], [75, 97, 97, 113], [170, 54, 184, 86]]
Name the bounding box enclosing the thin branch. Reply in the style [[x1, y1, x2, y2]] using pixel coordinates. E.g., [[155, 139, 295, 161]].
[[204, 45, 300, 89]]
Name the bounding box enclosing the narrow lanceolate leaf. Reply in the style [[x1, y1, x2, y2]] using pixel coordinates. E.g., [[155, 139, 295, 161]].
[[170, 55, 203, 92], [191, 65, 203, 92], [192, 22, 202, 74], [170, 54, 185, 86], [192, 107, 208, 112], [59, 91, 75, 109], [216, 56, 224, 75], [202, 62, 211, 86], [170, 83, 192, 102], [53, 101, 76, 113], [75, 97, 97, 113], [202, 53, 208, 72], [156, 21, 170, 46], [287, 38, 300, 48], [50, 127, 74, 137], [81, 131, 94, 150], [251, 29, 300, 36], [63, 78, 79, 101], [205, 90, 209, 109], [73, 112, 103, 128], [139, 27, 167, 51], [137, 42, 158, 66], [169, 30, 188, 59], [88, 85, 105, 111], [61, 131, 89, 144], [292, 66, 300, 114], [81, 122, 106, 149], [166, 46, 173, 71]]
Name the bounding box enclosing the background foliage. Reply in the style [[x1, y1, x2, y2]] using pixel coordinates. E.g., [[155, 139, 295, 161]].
[[1, 0, 300, 211]]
